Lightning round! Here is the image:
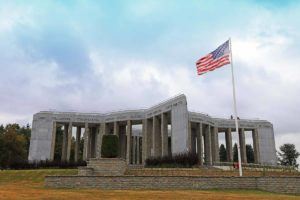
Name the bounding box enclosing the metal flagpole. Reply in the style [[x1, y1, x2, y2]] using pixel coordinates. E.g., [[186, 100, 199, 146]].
[[229, 38, 243, 177]]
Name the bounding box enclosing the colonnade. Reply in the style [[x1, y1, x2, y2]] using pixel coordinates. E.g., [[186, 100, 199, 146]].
[[189, 122, 260, 165], [51, 111, 171, 164], [51, 117, 260, 165]]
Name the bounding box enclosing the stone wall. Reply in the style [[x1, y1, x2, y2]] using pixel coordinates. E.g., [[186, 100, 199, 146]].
[[257, 177, 300, 194], [45, 176, 300, 194]]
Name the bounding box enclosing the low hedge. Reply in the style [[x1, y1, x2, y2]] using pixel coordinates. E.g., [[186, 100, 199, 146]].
[[145, 151, 198, 168]]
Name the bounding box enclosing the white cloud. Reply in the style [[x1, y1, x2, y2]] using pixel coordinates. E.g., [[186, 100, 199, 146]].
[[0, 3, 35, 32], [0, 1, 300, 158]]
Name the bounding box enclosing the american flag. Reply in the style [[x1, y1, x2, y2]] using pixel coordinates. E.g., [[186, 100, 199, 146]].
[[196, 40, 231, 75]]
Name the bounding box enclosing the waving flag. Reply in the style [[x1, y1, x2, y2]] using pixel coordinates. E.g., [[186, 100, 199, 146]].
[[196, 40, 231, 75]]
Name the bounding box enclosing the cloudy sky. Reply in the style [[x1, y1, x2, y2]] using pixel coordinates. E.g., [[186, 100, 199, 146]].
[[0, 0, 299, 154]]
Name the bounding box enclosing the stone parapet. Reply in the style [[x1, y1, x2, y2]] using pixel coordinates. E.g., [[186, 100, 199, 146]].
[[45, 176, 300, 194]]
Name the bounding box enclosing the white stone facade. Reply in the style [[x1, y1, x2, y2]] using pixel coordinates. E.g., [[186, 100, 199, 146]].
[[28, 94, 277, 165]]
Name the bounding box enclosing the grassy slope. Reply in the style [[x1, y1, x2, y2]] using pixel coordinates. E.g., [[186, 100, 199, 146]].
[[0, 169, 299, 200]]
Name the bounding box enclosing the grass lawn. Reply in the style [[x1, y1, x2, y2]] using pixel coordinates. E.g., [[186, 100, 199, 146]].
[[0, 169, 299, 200]]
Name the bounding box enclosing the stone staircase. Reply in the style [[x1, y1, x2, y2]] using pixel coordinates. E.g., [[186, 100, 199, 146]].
[[78, 158, 127, 176]]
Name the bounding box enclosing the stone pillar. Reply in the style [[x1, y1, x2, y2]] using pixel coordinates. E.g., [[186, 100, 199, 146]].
[[137, 136, 140, 164], [133, 136, 137, 164], [113, 121, 119, 136], [252, 128, 260, 164], [147, 118, 153, 157], [66, 122, 72, 162], [50, 121, 56, 161], [142, 119, 147, 163], [95, 125, 100, 158], [161, 113, 168, 157], [103, 123, 108, 135], [83, 123, 89, 161], [211, 127, 220, 164], [239, 128, 247, 163], [191, 127, 197, 154], [87, 126, 92, 160], [225, 128, 233, 162], [204, 125, 212, 165], [61, 124, 68, 161], [188, 121, 192, 152], [152, 116, 161, 157], [119, 125, 126, 159], [196, 123, 203, 165], [97, 123, 106, 158], [75, 126, 81, 162], [126, 120, 132, 164], [91, 127, 97, 158]]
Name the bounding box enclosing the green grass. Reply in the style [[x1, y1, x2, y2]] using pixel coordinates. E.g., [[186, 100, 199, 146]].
[[0, 169, 77, 184], [0, 169, 299, 200]]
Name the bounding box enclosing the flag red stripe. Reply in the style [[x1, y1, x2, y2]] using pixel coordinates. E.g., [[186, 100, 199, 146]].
[[197, 58, 214, 67], [197, 59, 230, 73], [196, 54, 212, 65], [197, 55, 229, 71], [195, 40, 230, 76], [197, 56, 230, 73], [197, 55, 229, 68], [205, 57, 230, 70]]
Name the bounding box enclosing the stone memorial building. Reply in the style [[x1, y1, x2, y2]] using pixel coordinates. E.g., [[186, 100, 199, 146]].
[[28, 94, 277, 165]]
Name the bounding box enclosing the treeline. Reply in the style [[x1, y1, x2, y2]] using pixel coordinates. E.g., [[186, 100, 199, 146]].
[[52, 127, 84, 162], [219, 142, 299, 169], [219, 143, 255, 163], [0, 123, 85, 169], [0, 124, 31, 168]]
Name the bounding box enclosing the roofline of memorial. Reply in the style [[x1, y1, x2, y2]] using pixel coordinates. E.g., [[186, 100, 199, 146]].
[[34, 93, 272, 125]]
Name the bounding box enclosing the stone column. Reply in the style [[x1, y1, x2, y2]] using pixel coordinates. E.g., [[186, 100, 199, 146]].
[[161, 113, 168, 157], [87, 126, 92, 160], [147, 118, 153, 157], [75, 126, 81, 162], [50, 121, 56, 161], [188, 121, 192, 152], [191, 127, 197, 154], [83, 123, 89, 161], [119, 125, 126, 159], [152, 116, 161, 157], [132, 136, 136, 164], [126, 120, 132, 164], [61, 123, 68, 161], [196, 123, 203, 165], [95, 125, 100, 158], [137, 136, 140, 164], [225, 128, 233, 162], [66, 122, 72, 162], [103, 123, 108, 135], [239, 128, 247, 163], [97, 123, 106, 158], [91, 127, 97, 158], [113, 121, 119, 136], [204, 125, 212, 165], [252, 128, 260, 164], [142, 119, 147, 163], [211, 127, 220, 164]]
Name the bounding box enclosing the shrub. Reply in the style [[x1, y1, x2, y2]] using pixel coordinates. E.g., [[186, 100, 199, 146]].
[[145, 151, 198, 168], [101, 134, 119, 158]]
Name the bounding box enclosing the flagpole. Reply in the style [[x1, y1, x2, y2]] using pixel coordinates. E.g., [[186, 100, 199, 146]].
[[229, 38, 243, 177]]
